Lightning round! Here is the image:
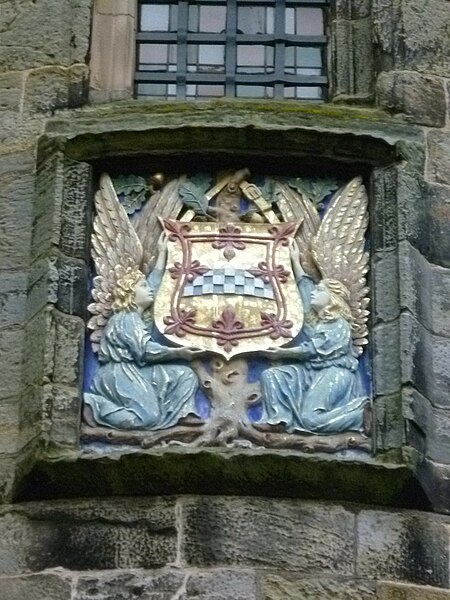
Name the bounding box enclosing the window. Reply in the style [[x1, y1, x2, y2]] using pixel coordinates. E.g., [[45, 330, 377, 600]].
[[135, 0, 329, 101]]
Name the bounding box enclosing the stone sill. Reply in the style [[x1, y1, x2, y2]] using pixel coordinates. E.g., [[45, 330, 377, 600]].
[[18, 445, 430, 511]]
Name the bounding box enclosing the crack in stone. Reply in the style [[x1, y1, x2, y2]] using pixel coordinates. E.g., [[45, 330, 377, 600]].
[[171, 572, 189, 600]]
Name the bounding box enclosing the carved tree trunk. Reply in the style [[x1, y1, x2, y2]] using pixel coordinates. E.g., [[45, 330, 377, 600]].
[[192, 357, 261, 446]]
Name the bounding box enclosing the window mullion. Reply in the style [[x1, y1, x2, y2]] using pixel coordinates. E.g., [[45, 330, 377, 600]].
[[176, 1, 189, 100], [274, 0, 286, 99], [225, 0, 237, 97]]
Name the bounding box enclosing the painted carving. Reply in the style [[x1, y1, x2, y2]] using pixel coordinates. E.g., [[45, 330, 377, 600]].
[[83, 170, 371, 452], [83, 177, 204, 433]]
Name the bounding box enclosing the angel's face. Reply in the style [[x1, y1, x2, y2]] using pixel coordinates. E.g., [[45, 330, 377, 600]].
[[134, 279, 154, 310], [310, 282, 331, 312]]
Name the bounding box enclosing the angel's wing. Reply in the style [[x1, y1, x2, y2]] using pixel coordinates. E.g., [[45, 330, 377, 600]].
[[275, 181, 321, 281], [311, 177, 370, 354], [88, 173, 143, 351], [132, 176, 186, 275]]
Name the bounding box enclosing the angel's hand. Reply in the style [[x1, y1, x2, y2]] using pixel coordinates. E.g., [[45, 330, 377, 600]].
[[157, 231, 168, 254], [289, 239, 300, 261], [260, 347, 303, 360], [175, 347, 207, 361], [289, 240, 305, 278]]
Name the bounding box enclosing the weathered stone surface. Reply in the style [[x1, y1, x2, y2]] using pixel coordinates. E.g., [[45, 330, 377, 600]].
[[263, 575, 376, 600], [60, 159, 93, 260], [428, 131, 450, 187], [0, 327, 25, 400], [371, 166, 398, 252], [372, 0, 402, 70], [89, 0, 135, 103], [0, 457, 18, 503], [0, 0, 92, 73], [0, 571, 72, 600], [416, 459, 450, 515], [334, 0, 371, 19], [24, 65, 89, 114], [372, 321, 401, 397], [0, 71, 25, 147], [356, 509, 450, 586], [400, 0, 450, 77], [74, 568, 258, 600], [378, 580, 450, 599], [399, 242, 450, 338], [76, 570, 186, 600], [0, 270, 27, 330], [372, 249, 400, 324], [377, 72, 446, 127], [23, 308, 53, 388], [0, 156, 34, 270], [0, 72, 39, 154], [0, 397, 20, 455], [0, 498, 178, 574], [0, 72, 23, 114], [181, 497, 355, 574], [398, 168, 450, 269], [52, 311, 84, 386], [27, 256, 59, 320], [44, 384, 80, 447], [374, 0, 450, 77], [19, 386, 44, 451], [186, 569, 259, 600], [56, 257, 89, 317], [32, 149, 64, 261], [396, 141, 426, 174], [401, 314, 450, 410], [373, 393, 404, 453], [404, 388, 450, 464], [0, 512, 57, 575], [330, 17, 374, 100]]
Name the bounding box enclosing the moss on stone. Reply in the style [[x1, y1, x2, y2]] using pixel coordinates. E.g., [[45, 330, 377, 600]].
[[17, 447, 430, 511], [41, 99, 423, 165]]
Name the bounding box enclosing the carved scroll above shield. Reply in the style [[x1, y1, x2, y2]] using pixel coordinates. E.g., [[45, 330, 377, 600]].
[[82, 170, 372, 454]]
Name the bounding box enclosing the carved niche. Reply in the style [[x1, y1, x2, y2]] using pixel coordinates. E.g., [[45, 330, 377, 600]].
[[82, 169, 371, 453]]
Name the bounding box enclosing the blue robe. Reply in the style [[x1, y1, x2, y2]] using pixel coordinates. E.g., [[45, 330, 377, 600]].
[[84, 311, 198, 430], [260, 277, 368, 434]]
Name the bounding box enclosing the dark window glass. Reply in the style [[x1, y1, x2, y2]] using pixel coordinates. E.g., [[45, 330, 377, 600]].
[[135, 0, 328, 101]]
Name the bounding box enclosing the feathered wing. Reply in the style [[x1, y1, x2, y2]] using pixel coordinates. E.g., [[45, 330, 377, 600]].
[[311, 176, 370, 354], [132, 176, 186, 275], [88, 173, 143, 351], [275, 181, 321, 281]]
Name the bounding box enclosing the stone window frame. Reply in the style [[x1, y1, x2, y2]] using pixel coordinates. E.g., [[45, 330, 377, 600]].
[[88, 0, 374, 104], [21, 102, 433, 507]]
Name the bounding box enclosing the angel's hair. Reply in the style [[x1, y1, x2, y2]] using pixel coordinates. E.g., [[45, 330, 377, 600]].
[[315, 279, 353, 323], [112, 267, 143, 312]]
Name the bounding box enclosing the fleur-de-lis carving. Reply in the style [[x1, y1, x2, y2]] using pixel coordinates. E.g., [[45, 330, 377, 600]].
[[268, 222, 297, 246], [163, 308, 197, 337], [212, 306, 244, 352], [169, 260, 209, 282], [212, 224, 246, 260], [163, 219, 192, 241], [248, 262, 290, 284], [260, 312, 293, 340]]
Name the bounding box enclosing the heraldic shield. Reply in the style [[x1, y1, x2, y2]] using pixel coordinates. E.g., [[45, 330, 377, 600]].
[[154, 219, 304, 358]]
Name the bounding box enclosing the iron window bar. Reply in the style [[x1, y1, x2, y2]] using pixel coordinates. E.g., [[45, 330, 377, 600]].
[[135, 0, 329, 101]]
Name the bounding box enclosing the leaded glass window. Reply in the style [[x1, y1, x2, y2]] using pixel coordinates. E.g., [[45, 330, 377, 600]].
[[135, 0, 328, 101]]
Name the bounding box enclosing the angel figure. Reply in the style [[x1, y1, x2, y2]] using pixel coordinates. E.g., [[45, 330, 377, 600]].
[[258, 177, 371, 435], [83, 174, 202, 431]]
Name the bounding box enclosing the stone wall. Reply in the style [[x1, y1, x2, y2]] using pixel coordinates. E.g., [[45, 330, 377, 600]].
[[0, 496, 450, 600], [0, 0, 450, 598]]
